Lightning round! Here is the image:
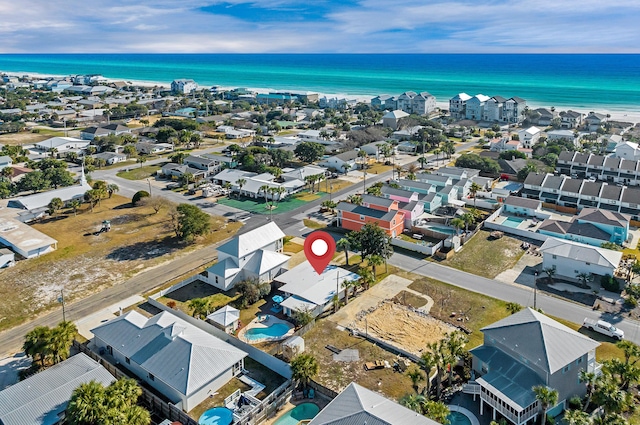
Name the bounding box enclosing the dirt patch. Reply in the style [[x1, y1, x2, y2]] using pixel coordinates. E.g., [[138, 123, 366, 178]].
[[0, 131, 49, 146], [392, 290, 428, 309], [352, 302, 455, 357]]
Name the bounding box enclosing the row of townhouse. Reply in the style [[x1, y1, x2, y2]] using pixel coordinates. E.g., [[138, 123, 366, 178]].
[[522, 172, 640, 220], [371, 91, 437, 115], [335, 167, 495, 236], [556, 150, 640, 186], [449, 93, 527, 123]]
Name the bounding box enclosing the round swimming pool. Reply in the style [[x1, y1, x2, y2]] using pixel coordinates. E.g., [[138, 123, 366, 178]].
[[199, 407, 233, 425], [273, 403, 320, 425], [447, 411, 472, 425], [245, 323, 291, 341]]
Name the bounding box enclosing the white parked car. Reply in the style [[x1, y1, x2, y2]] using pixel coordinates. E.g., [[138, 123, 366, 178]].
[[583, 318, 624, 340]]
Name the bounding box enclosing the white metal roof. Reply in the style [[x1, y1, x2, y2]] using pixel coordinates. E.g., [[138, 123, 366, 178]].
[[309, 382, 439, 425], [91, 310, 247, 397], [539, 237, 622, 269], [206, 305, 240, 326], [277, 262, 359, 306], [0, 353, 115, 425], [13, 182, 92, 211], [217, 222, 285, 259]]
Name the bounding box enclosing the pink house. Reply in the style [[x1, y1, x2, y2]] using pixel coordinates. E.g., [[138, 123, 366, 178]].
[[380, 186, 419, 203]]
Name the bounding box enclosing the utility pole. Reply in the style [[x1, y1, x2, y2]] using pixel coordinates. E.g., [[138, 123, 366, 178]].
[[147, 178, 152, 196], [58, 289, 66, 322]]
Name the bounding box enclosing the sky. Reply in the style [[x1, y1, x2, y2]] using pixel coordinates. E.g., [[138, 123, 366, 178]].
[[1, 0, 639, 53]]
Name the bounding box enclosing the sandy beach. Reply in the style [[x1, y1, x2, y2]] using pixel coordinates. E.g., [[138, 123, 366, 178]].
[[4, 69, 640, 125]]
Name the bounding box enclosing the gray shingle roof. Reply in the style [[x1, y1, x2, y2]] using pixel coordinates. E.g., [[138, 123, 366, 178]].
[[309, 382, 439, 425], [541, 175, 565, 190], [580, 181, 603, 197], [361, 194, 394, 208], [577, 208, 628, 227], [603, 157, 621, 169], [503, 196, 540, 209], [481, 308, 600, 374], [560, 178, 583, 194], [337, 202, 399, 222], [587, 155, 606, 167], [573, 152, 590, 165], [622, 187, 640, 203], [524, 172, 547, 187], [540, 238, 622, 270], [557, 151, 575, 162], [91, 310, 247, 397], [599, 185, 623, 201], [0, 353, 115, 425]]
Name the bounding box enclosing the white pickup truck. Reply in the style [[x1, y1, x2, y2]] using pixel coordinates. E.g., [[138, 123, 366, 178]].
[[583, 318, 624, 340]]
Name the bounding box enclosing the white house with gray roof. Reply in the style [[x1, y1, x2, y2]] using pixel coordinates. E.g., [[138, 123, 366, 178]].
[[0, 353, 115, 425], [309, 382, 439, 425], [91, 310, 247, 412], [277, 262, 360, 318], [539, 237, 622, 278], [468, 308, 600, 425], [203, 222, 289, 290]]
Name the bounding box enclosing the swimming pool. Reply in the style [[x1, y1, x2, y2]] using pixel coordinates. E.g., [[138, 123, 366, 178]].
[[447, 411, 472, 425], [273, 403, 320, 425], [244, 323, 291, 341], [424, 225, 457, 235], [199, 407, 233, 425], [502, 217, 524, 228]]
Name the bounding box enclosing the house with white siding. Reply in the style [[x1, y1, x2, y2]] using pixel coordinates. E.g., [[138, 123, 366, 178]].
[[539, 237, 622, 278], [91, 310, 247, 412]]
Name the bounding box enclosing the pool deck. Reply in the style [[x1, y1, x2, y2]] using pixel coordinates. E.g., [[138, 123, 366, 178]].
[[237, 315, 295, 344], [262, 398, 330, 425]]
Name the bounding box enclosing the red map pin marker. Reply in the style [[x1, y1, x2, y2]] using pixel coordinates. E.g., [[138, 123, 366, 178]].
[[304, 231, 336, 275]]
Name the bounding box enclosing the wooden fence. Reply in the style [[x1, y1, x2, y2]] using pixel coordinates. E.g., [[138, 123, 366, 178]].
[[73, 341, 198, 425]]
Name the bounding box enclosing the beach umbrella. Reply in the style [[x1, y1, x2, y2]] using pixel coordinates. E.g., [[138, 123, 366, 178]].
[[272, 295, 284, 303]]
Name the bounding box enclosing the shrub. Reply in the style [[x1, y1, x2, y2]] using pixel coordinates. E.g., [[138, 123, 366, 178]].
[[132, 190, 150, 206], [625, 295, 638, 308], [568, 396, 583, 410], [166, 301, 177, 309], [600, 274, 620, 292]]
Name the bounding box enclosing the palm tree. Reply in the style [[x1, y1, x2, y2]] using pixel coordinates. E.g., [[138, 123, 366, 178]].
[[136, 155, 147, 168], [1, 166, 13, 180], [367, 254, 384, 279], [469, 182, 482, 208], [533, 385, 559, 425], [67, 380, 107, 425], [420, 351, 436, 397], [575, 272, 593, 288], [405, 163, 419, 180], [543, 266, 557, 284], [347, 194, 363, 205], [106, 378, 142, 409], [337, 238, 351, 266], [426, 340, 447, 400], [84, 189, 101, 212], [506, 302, 523, 314], [395, 165, 405, 180], [450, 217, 465, 235], [69, 199, 81, 217], [235, 178, 246, 198], [358, 267, 375, 290], [417, 156, 429, 169], [105, 183, 119, 198], [579, 370, 596, 411], [23, 326, 51, 368], [188, 298, 210, 318], [563, 409, 590, 425], [341, 163, 351, 175], [461, 212, 475, 233], [420, 399, 451, 425], [399, 393, 425, 414], [342, 279, 357, 304], [407, 367, 424, 393], [181, 172, 194, 187], [290, 353, 319, 390], [48, 197, 64, 215], [433, 148, 441, 163], [49, 321, 77, 364], [259, 184, 271, 205], [444, 331, 468, 387]]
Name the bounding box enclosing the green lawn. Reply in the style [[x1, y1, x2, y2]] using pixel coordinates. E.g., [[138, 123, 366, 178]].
[[217, 191, 325, 214], [441, 229, 526, 279], [116, 164, 164, 180]]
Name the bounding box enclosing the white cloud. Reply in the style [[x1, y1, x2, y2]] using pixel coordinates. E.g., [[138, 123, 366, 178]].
[[0, 0, 638, 52]]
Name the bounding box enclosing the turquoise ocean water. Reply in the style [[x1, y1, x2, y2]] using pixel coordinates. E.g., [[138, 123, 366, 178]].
[[0, 54, 639, 111]]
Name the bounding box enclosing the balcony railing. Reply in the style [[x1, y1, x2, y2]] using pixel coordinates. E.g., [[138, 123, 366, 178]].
[[463, 382, 481, 395]]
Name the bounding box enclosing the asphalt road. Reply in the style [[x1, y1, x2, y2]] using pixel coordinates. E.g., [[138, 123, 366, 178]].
[[389, 252, 640, 345]]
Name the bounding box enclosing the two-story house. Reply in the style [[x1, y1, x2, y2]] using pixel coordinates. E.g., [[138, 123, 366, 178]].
[[203, 222, 290, 290], [171, 79, 198, 94], [465, 94, 490, 120], [468, 308, 600, 425], [559, 110, 584, 129], [449, 93, 472, 120], [517, 126, 542, 149], [337, 195, 405, 236]]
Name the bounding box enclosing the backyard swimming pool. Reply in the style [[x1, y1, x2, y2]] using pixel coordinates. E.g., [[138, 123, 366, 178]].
[[244, 323, 291, 341], [502, 217, 524, 228], [273, 403, 320, 425], [423, 224, 457, 235], [199, 407, 233, 425], [447, 411, 472, 425]]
